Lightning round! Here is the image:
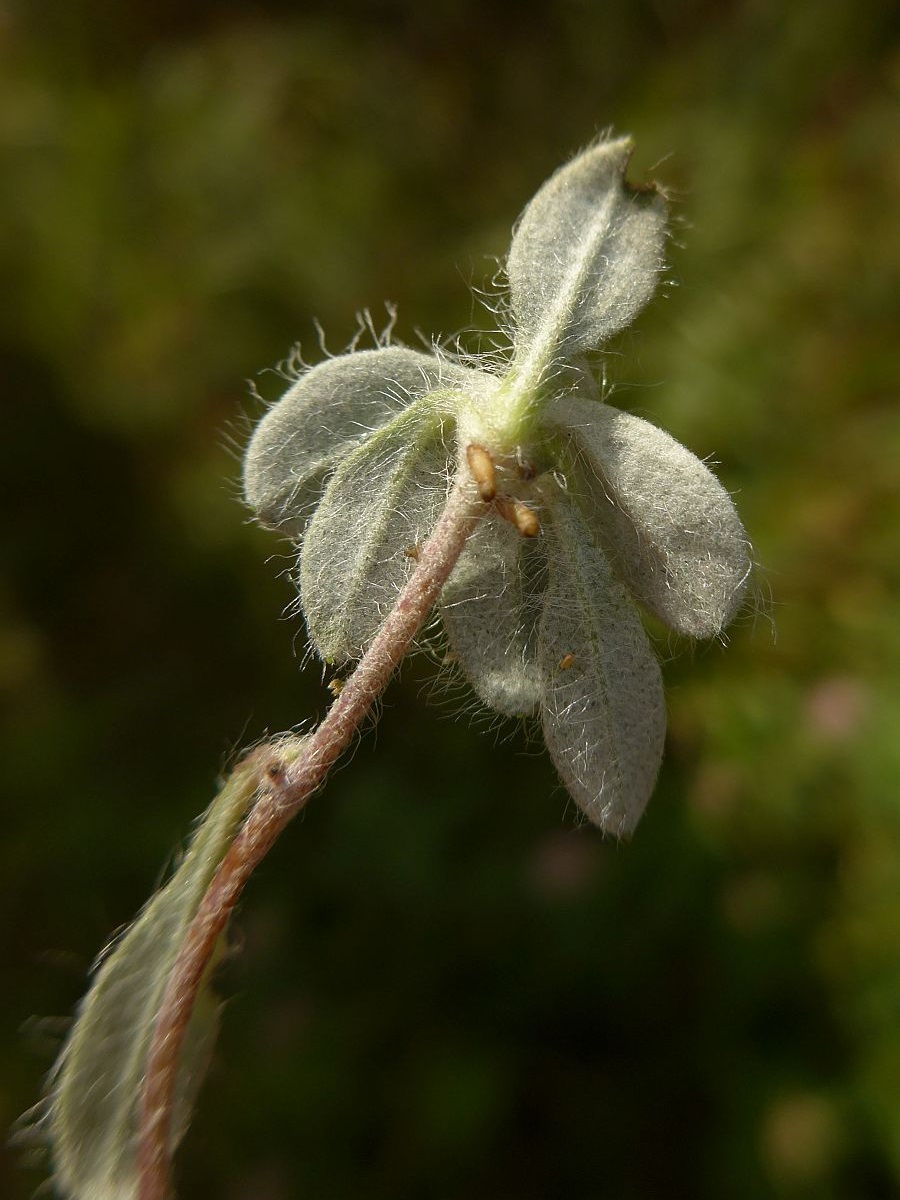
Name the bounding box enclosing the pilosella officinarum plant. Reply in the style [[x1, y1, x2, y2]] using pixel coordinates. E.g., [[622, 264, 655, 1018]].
[[42, 135, 751, 1200]]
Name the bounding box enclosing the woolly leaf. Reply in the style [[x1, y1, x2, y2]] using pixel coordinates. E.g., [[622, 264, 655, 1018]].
[[300, 401, 453, 662], [546, 396, 751, 637], [539, 484, 666, 836], [441, 511, 548, 717], [507, 137, 667, 363], [243, 348, 473, 536], [47, 750, 278, 1200]]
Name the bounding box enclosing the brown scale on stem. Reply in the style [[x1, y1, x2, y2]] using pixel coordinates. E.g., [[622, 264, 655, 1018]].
[[465, 443, 541, 537], [465, 443, 497, 502], [494, 495, 541, 538]]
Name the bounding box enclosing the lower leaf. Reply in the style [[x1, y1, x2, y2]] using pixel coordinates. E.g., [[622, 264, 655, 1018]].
[[539, 485, 666, 837], [45, 744, 297, 1199]]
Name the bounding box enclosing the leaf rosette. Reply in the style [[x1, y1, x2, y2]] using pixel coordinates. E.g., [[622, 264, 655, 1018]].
[[244, 136, 751, 836]]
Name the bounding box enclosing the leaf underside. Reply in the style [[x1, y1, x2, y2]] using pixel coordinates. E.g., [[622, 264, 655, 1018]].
[[441, 510, 547, 717], [508, 136, 667, 362], [539, 484, 666, 836], [243, 347, 477, 537], [300, 400, 454, 662], [545, 395, 751, 637]]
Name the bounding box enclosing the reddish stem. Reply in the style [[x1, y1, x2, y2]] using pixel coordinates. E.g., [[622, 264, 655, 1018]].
[[136, 481, 482, 1200]]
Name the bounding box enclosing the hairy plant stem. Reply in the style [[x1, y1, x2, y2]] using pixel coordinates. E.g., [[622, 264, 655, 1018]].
[[136, 478, 484, 1200]]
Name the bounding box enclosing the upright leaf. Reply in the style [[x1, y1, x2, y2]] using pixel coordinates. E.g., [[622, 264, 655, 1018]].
[[507, 137, 667, 365]]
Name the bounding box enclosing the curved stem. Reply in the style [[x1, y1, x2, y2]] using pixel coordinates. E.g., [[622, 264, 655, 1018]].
[[136, 480, 483, 1200]]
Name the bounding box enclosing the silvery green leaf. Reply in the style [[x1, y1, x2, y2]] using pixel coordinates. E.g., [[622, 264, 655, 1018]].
[[507, 137, 667, 364], [300, 400, 452, 662], [47, 752, 270, 1200], [545, 396, 751, 637], [440, 511, 548, 717], [243, 347, 472, 536], [539, 484, 665, 836]]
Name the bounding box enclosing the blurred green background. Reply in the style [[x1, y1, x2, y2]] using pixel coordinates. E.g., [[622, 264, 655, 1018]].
[[3, 1, 898, 1197]]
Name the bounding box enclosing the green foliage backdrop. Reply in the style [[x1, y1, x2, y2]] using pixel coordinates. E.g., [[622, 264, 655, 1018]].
[[2, 1, 898, 1197]]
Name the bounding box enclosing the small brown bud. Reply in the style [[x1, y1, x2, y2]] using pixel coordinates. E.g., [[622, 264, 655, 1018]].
[[466, 443, 497, 502], [495, 495, 540, 537]]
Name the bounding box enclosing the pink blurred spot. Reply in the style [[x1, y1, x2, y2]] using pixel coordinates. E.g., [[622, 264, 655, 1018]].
[[804, 676, 870, 740]]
